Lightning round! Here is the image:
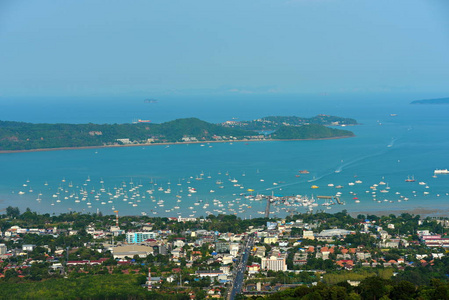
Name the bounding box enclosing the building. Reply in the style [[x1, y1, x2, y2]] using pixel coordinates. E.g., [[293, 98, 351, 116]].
[[264, 236, 278, 244], [215, 241, 230, 253], [111, 245, 154, 259], [126, 232, 158, 244], [316, 229, 352, 241], [421, 235, 449, 247], [22, 244, 36, 252], [195, 270, 224, 277], [261, 255, 287, 272], [0, 244, 7, 255], [303, 230, 315, 240]]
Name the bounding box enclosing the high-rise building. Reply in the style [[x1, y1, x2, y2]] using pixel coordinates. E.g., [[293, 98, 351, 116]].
[[126, 232, 158, 244], [261, 255, 287, 271], [0, 243, 7, 255]]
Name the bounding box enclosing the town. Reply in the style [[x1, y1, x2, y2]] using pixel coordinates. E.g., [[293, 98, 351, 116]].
[[1, 207, 449, 299]]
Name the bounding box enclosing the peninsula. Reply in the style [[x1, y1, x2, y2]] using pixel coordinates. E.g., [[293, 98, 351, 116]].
[[0, 117, 355, 151], [411, 97, 449, 105], [221, 114, 357, 131]]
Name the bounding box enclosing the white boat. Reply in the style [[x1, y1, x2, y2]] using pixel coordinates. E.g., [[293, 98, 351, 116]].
[[434, 169, 449, 174]]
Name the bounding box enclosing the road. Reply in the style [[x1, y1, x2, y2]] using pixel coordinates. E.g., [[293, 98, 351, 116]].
[[229, 234, 254, 300]]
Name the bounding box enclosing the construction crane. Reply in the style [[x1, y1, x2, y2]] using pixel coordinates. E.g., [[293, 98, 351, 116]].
[[114, 210, 119, 227]]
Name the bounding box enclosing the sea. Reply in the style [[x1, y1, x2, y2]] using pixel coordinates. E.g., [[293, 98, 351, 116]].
[[1, 92, 449, 218]]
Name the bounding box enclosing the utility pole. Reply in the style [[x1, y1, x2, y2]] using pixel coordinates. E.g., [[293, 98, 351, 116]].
[[64, 246, 69, 276]]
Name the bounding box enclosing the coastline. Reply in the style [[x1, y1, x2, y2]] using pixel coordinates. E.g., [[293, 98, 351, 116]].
[[0, 135, 354, 154]]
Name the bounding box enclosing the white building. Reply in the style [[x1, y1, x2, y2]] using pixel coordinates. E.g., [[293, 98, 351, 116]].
[[261, 255, 287, 271], [126, 232, 158, 243]]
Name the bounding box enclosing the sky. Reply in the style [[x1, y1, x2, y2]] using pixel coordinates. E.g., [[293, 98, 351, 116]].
[[1, 0, 449, 98]]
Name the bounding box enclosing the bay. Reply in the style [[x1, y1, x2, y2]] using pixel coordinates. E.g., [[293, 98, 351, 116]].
[[1, 93, 449, 217]]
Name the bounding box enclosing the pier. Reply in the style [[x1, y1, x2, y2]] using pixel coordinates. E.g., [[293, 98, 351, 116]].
[[317, 195, 342, 205]]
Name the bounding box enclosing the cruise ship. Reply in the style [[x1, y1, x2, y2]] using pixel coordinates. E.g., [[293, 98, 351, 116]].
[[434, 169, 449, 174]]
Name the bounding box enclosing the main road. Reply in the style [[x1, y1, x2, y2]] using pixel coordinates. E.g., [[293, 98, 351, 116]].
[[229, 234, 255, 300]]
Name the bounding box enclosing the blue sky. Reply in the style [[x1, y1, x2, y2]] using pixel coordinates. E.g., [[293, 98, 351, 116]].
[[1, 0, 448, 97]]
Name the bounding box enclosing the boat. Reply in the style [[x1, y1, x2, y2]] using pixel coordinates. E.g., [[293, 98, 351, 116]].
[[405, 176, 415, 182], [299, 170, 310, 174], [311, 185, 319, 189], [434, 169, 449, 174]]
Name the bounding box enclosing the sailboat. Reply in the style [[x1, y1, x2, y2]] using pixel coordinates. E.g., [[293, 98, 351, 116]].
[[405, 176, 415, 182]]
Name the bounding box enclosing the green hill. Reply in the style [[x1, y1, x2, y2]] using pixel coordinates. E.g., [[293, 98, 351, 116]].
[[0, 117, 355, 151], [271, 124, 355, 140]]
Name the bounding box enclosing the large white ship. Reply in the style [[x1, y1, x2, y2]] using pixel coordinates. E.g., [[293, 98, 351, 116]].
[[434, 169, 449, 174]]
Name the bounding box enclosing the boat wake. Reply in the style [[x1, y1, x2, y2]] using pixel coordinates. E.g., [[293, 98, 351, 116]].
[[261, 136, 401, 193], [387, 137, 397, 148], [335, 138, 400, 173]]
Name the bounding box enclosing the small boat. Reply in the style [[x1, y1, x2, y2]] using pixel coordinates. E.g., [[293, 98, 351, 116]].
[[434, 169, 449, 174], [299, 170, 310, 174], [405, 176, 415, 182]]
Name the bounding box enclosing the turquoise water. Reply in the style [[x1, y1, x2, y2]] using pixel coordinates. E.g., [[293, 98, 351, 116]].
[[1, 93, 449, 217]]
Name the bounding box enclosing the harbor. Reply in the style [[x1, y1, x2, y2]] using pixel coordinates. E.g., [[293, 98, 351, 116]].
[[2, 95, 449, 218], [7, 154, 449, 218]]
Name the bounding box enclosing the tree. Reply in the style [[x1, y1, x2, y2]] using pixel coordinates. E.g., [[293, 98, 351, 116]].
[[6, 206, 20, 218], [358, 276, 393, 300]]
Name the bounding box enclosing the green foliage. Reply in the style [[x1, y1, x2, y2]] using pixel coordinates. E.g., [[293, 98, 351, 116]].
[[0, 118, 252, 150], [0, 274, 188, 299], [271, 124, 354, 140], [0, 117, 355, 151], [6, 206, 20, 218], [323, 269, 394, 285]]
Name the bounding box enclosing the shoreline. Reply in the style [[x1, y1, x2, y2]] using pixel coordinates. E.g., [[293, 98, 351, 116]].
[[0, 135, 354, 154]]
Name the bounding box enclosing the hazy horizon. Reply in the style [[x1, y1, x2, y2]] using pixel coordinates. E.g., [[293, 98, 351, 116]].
[[1, 0, 449, 98]]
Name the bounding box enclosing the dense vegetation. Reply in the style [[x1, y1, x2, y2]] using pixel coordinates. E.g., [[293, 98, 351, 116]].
[[246, 277, 449, 300], [224, 115, 358, 131], [411, 97, 449, 104], [271, 124, 355, 140], [0, 118, 253, 150], [0, 116, 356, 151], [0, 274, 188, 300]]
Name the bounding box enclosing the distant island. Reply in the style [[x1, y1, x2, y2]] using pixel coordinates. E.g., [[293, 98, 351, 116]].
[[0, 116, 356, 152], [411, 97, 449, 105]]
